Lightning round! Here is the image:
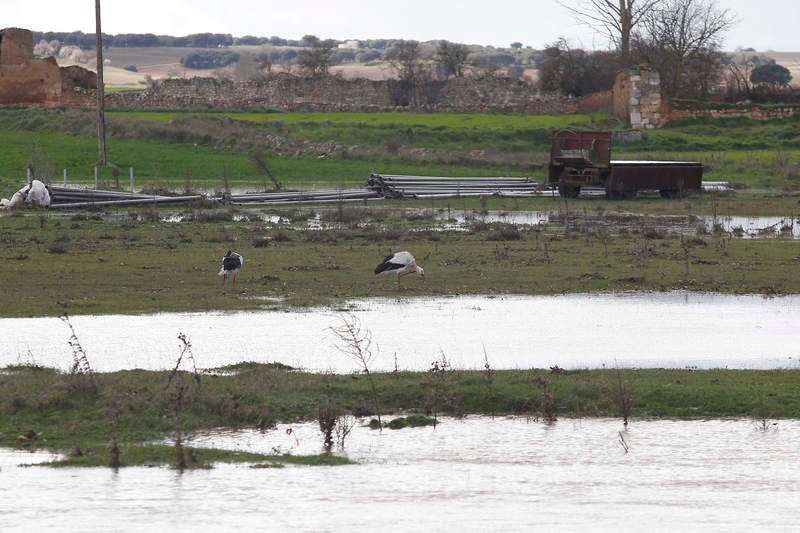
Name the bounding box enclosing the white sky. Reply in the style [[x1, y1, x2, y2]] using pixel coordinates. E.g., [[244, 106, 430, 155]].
[[4, 0, 799, 51]]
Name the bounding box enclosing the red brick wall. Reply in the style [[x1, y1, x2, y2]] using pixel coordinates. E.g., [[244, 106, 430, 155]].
[[0, 27, 94, 107]]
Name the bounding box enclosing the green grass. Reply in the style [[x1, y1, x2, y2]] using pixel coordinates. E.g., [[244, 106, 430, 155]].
[[2, 108, 799, 193], [1, 202, 799, 317], [0, 128, 533, 192], [629, 114, 800, 152], [2, 364, 798, 467], [107, 110, 604, 129]]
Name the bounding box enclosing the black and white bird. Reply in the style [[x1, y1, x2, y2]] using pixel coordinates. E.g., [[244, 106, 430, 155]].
[[374, 251, 426, 290], [219, 250, 243, 294]]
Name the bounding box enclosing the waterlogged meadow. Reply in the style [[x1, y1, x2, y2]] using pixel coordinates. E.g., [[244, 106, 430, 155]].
[[0, 204, 799, 316], [1, 108, 800, 530]]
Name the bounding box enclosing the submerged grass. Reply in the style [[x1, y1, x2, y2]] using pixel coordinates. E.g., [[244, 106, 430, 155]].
[[2, 364, 798, 467]]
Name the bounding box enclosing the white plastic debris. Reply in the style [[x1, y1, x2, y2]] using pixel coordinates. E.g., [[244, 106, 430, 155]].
[[1, 180, 51, 209]]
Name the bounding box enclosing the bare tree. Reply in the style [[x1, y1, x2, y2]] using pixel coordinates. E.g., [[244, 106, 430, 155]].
[[387, 40, 422, 83], [634, 0, 736, 97], [725, 60, 754, 99], [298, 35, 335, 77], [538, 38, 619, 96], [435, 40, 469, 78], [329, 314, 382, 428], [386, 40, 425, 106], [558, 0, 660, 65]]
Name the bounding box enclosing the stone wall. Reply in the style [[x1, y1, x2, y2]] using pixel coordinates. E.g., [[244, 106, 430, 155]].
[[0, 27, 96, 107], [613, 70, 668, 129], [105, 73, 580, 114], [614, 68, 799, 125], [668, 105, 797, 122]]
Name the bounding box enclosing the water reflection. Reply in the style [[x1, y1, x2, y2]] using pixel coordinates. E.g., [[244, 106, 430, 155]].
[[2, 418, 799, 531], [161, 207, 800, 238], [2, 293, 798, 372]]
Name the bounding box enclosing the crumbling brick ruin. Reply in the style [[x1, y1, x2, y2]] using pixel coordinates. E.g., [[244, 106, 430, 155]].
[[0, 27, 96, 107]]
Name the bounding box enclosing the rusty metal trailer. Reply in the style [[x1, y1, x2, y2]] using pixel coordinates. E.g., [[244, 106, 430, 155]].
[[548, 130, 703, 199]]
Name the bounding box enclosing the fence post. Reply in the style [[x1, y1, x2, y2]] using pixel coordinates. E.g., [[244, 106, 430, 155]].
[[26, 167, 31, 185], [130, 167, 134, 193], [94, 166, 98, 189], [63, 168, 67, 186]]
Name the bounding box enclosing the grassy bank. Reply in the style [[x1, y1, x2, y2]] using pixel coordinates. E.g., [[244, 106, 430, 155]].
[[2, 363, 798, 467], [1, 108, 798, 193], [1, 200, 799, 317]]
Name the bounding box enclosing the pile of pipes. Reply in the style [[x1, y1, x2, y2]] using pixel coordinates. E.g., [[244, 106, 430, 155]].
[[223, 188, 380, 205], [48, 186, 203, 209], [365, 173, 541, 199]]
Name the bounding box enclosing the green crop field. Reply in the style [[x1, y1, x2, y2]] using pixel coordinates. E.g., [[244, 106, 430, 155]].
[[1, 108, 799, 194]]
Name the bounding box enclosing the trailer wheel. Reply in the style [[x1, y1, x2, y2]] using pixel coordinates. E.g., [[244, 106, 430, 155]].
[[606, 190, 635, 200], [558, 183, 580, 198]]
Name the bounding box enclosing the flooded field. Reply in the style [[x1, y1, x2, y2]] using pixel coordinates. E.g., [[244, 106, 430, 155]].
[[168, 207, 800, 238], [3, 292, 799, 531], [2, 293, 798, 372], [3, 417, 799, 531]]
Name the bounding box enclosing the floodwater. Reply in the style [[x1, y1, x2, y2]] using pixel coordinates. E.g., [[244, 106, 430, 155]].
[[253, 208, 800, 238], [84, 205, 799, 238], [2, 293, 798, 372], [4, 294, 800, 531], [2, 417, 799, 531]]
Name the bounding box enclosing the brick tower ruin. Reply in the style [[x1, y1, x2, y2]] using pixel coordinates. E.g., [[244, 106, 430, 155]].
[[0, 27, 96, 107]]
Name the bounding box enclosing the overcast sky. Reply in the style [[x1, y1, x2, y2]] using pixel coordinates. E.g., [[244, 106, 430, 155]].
[[5, 0, 799, 51]]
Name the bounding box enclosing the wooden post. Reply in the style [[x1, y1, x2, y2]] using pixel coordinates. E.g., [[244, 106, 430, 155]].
[[130, 167, 134, 193], [63, 168, 67, 186], [26, 167, 31, 185], [95, 0, 107, 166], [94, 166, 99, 189]]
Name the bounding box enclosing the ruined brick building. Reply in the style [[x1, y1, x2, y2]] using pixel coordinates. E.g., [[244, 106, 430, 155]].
[[0, 27, 96, 107]]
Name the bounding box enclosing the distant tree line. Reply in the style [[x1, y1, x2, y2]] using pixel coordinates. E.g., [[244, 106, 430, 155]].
[[180, 50, 240, 69], [34, 31, 236, 49], [34, 13, 794, 104]]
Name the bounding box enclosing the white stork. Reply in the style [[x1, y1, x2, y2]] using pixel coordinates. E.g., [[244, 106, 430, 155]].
[[219, 250, 243, 295], [374, 251, 426, 290]]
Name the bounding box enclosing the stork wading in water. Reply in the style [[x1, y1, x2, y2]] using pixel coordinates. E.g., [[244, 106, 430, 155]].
[[374, 251, 426, 290], [219, 250, 243, 295]]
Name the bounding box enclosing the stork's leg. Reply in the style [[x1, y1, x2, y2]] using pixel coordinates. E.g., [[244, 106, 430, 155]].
[[396, 273, 401, 290], [232, 273, 238, 292], [222, 272, 228, 295]]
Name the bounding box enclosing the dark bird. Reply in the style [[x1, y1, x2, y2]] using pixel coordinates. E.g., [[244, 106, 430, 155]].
[[219, 250, 243, 295], [374, 251, 426, 290]]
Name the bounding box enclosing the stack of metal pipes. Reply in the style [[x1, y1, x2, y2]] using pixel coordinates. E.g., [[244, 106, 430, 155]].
[[224, 188, 381, 205], [48, 186, 203, 208], [365, 173, 541, 199]]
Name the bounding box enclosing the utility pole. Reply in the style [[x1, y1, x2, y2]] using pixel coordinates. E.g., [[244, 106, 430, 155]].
[[95, 0, 107, 165]]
